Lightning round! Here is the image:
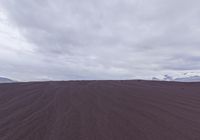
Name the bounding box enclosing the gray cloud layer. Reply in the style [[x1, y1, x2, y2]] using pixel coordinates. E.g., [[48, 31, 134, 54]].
[[0, 0, 200, 81]]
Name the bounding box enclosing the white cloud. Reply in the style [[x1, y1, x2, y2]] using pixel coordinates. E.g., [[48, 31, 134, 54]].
[[0, 0, 200, 81]]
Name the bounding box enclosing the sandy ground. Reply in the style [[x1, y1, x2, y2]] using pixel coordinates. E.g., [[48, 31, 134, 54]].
[[0, 80, 200, 140]]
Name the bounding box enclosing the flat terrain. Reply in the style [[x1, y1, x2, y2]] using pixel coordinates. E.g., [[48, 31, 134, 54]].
[[1, 80, 200, 140]]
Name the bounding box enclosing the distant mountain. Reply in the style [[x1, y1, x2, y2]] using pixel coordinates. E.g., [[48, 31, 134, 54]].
[[0, 77, 15, 83], [152, 74, 200, 82], [152, 77, 160, 81], [163, 75, 174, 81], [152, 75, 174, 81], [174, 76, 200, 82]]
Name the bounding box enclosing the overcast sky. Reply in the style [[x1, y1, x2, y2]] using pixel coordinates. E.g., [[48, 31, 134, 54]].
[[0, 0, 200, 81]]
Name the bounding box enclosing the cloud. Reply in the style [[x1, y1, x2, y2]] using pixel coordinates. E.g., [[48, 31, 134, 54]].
[[161, 55, 200, 70], [0, 0, 200, 81]]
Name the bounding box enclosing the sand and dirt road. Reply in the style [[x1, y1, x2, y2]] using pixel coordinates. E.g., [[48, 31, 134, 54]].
[[0, 80, 200, 140]]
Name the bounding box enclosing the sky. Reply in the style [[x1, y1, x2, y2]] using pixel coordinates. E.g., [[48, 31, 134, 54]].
[[0, 0, 200, 81]]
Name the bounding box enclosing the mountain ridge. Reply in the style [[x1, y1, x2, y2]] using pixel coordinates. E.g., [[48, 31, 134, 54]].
[[0, 77, 15, 83]]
